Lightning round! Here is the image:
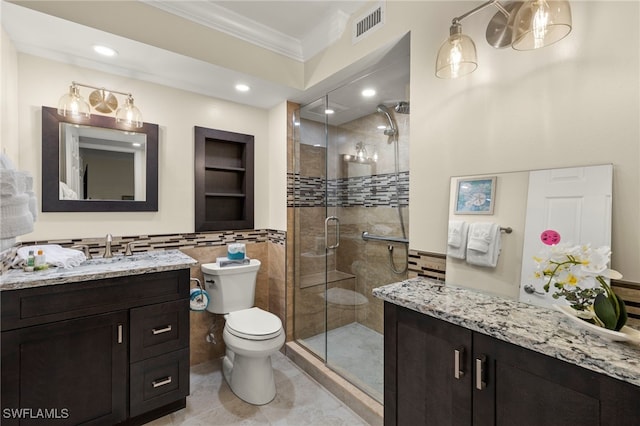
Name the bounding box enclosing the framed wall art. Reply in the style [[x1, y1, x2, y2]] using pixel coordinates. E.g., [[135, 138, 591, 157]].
[[454, 176, 496, 215]]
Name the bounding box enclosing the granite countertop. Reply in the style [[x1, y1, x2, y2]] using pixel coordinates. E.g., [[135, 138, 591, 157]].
[[0, 249, 198, 291], [373, 277, 640, 387]]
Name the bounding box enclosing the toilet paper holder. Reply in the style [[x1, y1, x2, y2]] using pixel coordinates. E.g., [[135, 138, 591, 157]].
[[189, 278, 209, 311]]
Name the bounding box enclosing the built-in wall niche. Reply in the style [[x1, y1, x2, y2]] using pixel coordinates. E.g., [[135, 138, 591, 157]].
[[194, 126, 254, 231]]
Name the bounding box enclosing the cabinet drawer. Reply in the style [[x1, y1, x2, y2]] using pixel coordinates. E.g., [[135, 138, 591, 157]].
[[1, 269, 189, 331], [130, 349, 190, 418], [130, 299, 189, 362]]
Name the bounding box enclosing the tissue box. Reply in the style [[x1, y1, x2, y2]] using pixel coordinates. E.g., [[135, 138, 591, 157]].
[[227, 243, 246, 260], [217, 257, 250, 267]]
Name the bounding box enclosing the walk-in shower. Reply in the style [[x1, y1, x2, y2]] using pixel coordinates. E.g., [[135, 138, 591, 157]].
[[291, 45, 410, 404]]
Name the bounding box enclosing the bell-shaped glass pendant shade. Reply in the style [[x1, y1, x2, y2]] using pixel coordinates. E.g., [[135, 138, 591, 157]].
[[115, 95, 143, 128], [512, 0, 572, 50], [435, 23, 478, 79], [57, 84, 90, 118]]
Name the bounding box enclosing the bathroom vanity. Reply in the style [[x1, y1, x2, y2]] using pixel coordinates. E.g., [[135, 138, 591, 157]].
[[0, 250, 197, 425], [374, 278, 640, 426]]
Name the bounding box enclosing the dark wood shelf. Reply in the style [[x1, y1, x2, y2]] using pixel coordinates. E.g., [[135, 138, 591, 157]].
[[205, 193, 246, 198], [195, 126, 254, 231], [205, 165, 246, 172]]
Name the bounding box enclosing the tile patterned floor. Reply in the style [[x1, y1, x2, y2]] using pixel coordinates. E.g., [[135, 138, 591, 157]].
[[146, 351, 369, 425], [302, 322, 383, 402]]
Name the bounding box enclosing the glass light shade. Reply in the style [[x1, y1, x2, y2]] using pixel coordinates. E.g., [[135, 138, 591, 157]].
[[57, 85, 90, 118], [435, 30, 478, 79], [512, 0, 572, 50], [115, 96, 143, 128]]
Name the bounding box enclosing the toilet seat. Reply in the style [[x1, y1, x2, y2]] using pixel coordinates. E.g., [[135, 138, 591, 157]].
[[226, 307, 283, 341]]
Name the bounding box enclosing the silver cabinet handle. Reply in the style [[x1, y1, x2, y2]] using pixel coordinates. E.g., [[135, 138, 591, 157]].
[[454, 348, 464, 379], [476, 356, 487, 390], [117, 324, 123, 344], [324, 216, 340, 249], [152, 325, 172, 335], [152, 376, 172, 388]]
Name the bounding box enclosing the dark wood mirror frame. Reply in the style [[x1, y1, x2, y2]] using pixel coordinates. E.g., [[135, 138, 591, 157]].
[[42, 106, 158, 212]]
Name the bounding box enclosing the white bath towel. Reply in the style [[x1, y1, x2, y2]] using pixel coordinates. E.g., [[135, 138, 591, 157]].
[[0, 193, 34, 238], [447, 220, 468, 259], [466, 222, 501, 268], [0, 170, 18, 196], [12, 244, 87, 269]]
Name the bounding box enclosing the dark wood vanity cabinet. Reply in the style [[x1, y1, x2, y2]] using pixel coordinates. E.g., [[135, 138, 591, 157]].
[[1, 269, 190, 425], [384, 302, 640, 426]]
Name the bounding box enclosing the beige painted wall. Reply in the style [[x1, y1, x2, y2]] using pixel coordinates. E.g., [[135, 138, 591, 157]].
[[268, 102, 288, 231], [306, 1, 640, 283], [1, 28, 19, 161], [13, 54, 275, 240], [3, 1, 639, 285]]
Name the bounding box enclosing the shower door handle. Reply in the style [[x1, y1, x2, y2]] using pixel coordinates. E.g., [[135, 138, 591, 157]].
[[324, 216, 340, 249]]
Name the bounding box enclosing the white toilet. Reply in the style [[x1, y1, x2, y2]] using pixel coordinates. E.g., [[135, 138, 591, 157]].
[[201, 259, 285, 405]]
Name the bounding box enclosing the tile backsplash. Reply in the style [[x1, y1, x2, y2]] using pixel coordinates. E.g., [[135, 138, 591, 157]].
[[1, 229, 285, 273]]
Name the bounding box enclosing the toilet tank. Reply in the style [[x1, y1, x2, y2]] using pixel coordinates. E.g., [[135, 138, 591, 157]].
[[201, 259, 261, 314]]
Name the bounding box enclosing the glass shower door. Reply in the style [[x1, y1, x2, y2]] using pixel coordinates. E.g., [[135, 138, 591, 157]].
[[293, 59, 410, 404]]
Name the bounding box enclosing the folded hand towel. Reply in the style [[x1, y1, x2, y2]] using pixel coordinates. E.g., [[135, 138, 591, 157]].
[[448, 220, 465, 247], [466, 222, 501, 268], [0, 170, 18, 197], [0, 193, 34, 238], [467, 222, 495, 253], [447, 221, 469, 259], [12, 244, 87, 269]]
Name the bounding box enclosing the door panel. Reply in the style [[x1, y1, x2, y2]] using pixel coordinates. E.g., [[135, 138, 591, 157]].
[[519, 164, 612, 307]]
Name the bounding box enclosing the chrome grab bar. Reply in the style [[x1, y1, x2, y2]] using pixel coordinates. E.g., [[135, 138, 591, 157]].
[[362, 231, 408, 245]]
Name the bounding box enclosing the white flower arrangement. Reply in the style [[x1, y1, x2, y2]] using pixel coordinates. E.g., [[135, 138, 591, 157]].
[[532, 243, 627, 331]]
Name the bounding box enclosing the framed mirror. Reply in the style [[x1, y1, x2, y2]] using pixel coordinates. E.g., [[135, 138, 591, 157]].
[[42, 106, 158, 212]]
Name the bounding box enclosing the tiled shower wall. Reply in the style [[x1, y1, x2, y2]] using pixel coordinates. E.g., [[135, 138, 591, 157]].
[[290, 104, 411, 338]]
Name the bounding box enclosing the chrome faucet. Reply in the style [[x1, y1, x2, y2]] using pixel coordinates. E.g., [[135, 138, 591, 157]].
[[71, 244, 92, 260], [103, 234, 113, 258], [124, 241, 135, 256]]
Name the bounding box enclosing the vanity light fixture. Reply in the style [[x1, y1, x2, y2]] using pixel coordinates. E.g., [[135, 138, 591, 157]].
[[57, 82, 143, 128], [435, 0, 572, 79], [344, 141, 377, 164]]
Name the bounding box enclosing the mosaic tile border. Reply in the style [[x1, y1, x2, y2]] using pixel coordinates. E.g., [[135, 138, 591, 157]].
[[1, 229, 286, 273], [408, 249, 446, 281], [287, 171, 409, 208]]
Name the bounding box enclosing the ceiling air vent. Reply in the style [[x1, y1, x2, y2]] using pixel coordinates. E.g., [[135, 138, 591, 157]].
[[352, 2, 385, 44]]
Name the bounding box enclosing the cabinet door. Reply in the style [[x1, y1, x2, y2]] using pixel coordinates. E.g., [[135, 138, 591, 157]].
[[473, 332, 601, 426], [385, 303, 472, 426], [1, 311, 128, 426]]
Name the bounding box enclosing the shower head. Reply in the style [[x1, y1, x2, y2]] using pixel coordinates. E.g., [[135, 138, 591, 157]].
[[376, 104, 397, 136], [394, 101, 410, 114]]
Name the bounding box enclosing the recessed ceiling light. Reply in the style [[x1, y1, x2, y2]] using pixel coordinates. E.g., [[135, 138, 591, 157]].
[[235, 84, 250, 92], [377, 125, 387, 130], [93, 45, 117, 57], [362, 88, 376, 97], [325, 109, 334, 115]]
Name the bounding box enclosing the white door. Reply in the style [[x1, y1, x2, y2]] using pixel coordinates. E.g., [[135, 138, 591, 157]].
[[518, 165, 612, 308]]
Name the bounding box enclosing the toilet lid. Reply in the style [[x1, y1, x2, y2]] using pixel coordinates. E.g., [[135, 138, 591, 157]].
[[226, 307, 283, 340]]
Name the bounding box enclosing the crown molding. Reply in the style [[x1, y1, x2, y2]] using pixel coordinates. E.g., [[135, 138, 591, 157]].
[[142, 1, 355, 62], [142, 0, 305, 61]]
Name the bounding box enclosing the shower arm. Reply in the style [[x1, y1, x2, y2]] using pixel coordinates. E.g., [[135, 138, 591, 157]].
[[362, 231, 408, 245]]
